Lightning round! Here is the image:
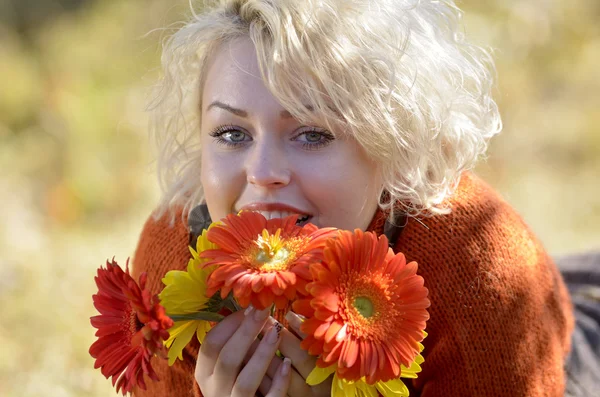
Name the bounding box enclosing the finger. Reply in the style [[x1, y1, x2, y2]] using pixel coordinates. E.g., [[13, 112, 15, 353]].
[[259, 355, 312, 397], [265, 317, 315, 379], [243, 320, 278, 366], [232, 324, 283, 397], [213, 306, 271, 387], [264, 358, 292, 397], [251, 323, 312, 397], [196, 309, 246, 380], [252, 323, 291, 381], [262, 352, 283, 380], [243, 323, 279, 396], [242, 338, 261, 364], [284, 311, 306, 340], [257, 375, 272, 397]]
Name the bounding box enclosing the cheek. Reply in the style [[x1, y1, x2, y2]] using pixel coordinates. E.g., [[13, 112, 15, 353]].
[[295, 147, 380, 229], [200, 149, 245, 219]]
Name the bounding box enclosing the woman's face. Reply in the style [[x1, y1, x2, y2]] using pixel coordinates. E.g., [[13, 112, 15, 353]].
[[200, 36, 381, 230]]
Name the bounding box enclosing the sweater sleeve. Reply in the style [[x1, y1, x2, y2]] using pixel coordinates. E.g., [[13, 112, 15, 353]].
[[130, 208, 204, 397], [395, 173, 574, 397]]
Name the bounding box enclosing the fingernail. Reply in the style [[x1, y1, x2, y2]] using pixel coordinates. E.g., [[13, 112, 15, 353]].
[[281, 357, 291, 376], [275, 321, 283, 338], [286, 310, 305, 323], [266, 316, 277, 325], [267, 325, 280, 344], [284, 311, 296, 324], [254, 307, 270, 321], [244, 306, 254, 316]]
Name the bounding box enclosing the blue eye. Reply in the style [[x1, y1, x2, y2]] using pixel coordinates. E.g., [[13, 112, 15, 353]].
[[209, 125, 251, 147], [222, 131, 247, 142], [293, 128, 335, 150], [304, 131, 324, 142]]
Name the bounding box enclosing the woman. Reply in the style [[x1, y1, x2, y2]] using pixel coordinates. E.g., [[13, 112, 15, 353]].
[[131, 0, 574, 396]]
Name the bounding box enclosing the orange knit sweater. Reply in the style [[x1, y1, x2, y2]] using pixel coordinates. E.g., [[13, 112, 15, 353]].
[[131, 172, 574, 396]]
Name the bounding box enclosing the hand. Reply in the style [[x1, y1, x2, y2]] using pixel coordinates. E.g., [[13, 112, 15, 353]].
[[195, 306, 292, 397], [243, 311, 332, 397]]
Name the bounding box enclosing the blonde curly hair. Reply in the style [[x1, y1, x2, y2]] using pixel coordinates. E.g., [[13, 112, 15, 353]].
[[147, 0, 502, 223]]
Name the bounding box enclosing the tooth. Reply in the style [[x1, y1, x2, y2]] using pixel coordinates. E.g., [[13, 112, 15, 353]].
[[257, 210, 308, 220]]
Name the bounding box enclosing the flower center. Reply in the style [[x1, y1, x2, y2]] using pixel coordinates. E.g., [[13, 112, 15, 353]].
[[125, 303, 144, 338], [247, 229, 306, 272], [255, 246, 290, 268], [338, 272, 399, 340], [255, 229, 285, 257], [353, 296, 375, 318]]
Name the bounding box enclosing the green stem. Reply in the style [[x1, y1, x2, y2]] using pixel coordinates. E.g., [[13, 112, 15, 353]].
[[224, 298, 242, 312], [168, 312, 225, 322]]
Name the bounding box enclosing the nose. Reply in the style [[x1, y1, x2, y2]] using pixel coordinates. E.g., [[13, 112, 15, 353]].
[[245, 139, 291, 188]]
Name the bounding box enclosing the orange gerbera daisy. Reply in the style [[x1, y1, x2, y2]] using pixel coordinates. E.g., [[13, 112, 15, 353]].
[[201, 211, 337, 310], [293, 230, 430, 384], [89, 259, 173, 394]]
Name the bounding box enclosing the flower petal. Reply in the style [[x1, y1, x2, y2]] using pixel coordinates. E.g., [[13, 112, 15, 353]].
[[306, 364, 337, 386]]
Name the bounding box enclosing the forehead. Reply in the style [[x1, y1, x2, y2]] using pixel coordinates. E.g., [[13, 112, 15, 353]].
[[202, 37, 269, 103], [201, 36, 345, 132]]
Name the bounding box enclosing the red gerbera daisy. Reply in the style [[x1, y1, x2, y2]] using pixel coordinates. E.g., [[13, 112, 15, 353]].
[[89, 259, 173, 395], [293, 229, 430, 384], [201, 211, 337, 310]]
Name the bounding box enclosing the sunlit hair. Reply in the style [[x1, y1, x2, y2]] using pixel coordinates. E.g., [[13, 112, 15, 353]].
[[148, 0, 502, 224]]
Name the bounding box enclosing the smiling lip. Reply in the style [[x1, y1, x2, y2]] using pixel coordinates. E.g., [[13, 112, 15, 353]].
[[238, 203, 310, 215]]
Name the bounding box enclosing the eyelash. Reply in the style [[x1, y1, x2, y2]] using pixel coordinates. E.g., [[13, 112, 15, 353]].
[[208, 125, 335, 150], [294, 128, 335, 150], [208, 124, 247, 148]]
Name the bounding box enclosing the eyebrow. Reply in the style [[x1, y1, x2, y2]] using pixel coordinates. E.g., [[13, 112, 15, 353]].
[[206, 101, 314, 119]]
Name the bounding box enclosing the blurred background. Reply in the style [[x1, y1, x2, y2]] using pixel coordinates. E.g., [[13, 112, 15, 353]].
[[0, 0, 598, 395]]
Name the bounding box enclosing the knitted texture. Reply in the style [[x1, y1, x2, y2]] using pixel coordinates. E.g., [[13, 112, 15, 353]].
[[130, 172, 574, 396]]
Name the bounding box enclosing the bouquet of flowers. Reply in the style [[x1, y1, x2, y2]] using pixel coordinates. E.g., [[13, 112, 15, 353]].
[[89, 211, 430, 396]]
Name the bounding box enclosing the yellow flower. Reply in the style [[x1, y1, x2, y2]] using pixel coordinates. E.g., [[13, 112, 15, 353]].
[[307, 336, 427, 397], [159, 228, 218, 366]]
